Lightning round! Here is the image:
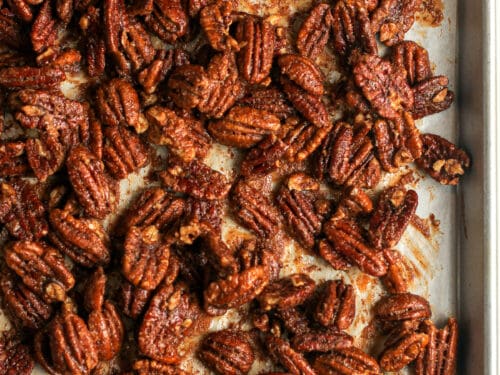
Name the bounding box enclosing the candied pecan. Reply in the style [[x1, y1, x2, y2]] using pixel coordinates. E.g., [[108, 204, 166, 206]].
[[26, 129, 65, 182], [138, 283, 200, 364], [66, 145, 118, 219], [144, 0, 188, 43], [266, 335, 316, 375], [323, 217, 388, 277], [257, 274, 315, 311], [371, 0, 421, 46], [5, 241, 75, 303], [146, 106, 211, 161], [132, 360, 186, 375], [237, 87, 294, 120], [167, 64, 210, 110], [373, 112, 422, 172], [392, 41, 432, 86], [0, 66, 65, 89], [34, 312, 98, 375], [200, 0, 239, 51], [416, 133, 470, 185], [231, 179, 281, 238], [315, 279, 355, 330], [208, 106, 281, 148], [292, 328, 354, 353], [79, 5, 106, 77], [317, 238, 352, 271], [369, 187, 418, 249], [382, 249, 413, 293], [0, 330, 34, 375], [177, 198, 223, 244], [88, 301, 124, 361], [55, 0, 73, 22], [0, 269, 53, 330], [0, 181, 48, 241], [49, 208, 110, 267], [240, 134, 288, 176], [379, 330, 429, 371], [415, 318, 458, 375], [335, 186, 374, 218], [0, 141, 29, 177], [413, 76, 454, 119], [36, 47, 82, 71], [0, 9, 25, 49], [331, 0, 377, 65], [353, 54, 414, 119], [235, 15, 275, 84], [275, 307, 310, 336], [297, 3, 333, 60], [198, 330, 255, 375], [6, 0, 40, 22], [31, 0, 59, 53], [313, 347, 381, 375], [276, 173, 323, 249], [83, 266, 106, 312], [375, 293, 431, 328], [278, 54, 324, 96], [201, 231, 239, 277], [282, 118, 333, 162], [128, 0, 153, 15], [120, 280, 153, 319], [137, 51, 173, 94]]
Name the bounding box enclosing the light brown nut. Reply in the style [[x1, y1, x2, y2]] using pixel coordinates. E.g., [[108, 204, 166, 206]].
[[278, 54, 324, 96], [315, 280, 355, 330], [265, 335, 316, 375], [0, 141, 29, 178], [371, 0, 421, 46], [375, 293, 431, 327], [257, 274, 315, 311], [88, 301, 124, 361], [291, 328, 354, 353], [313, 347, 381, 375], [297, 3, 333, 60], [200, 0, 239, 51], [144, 0, 188, 44], [392, 41, 432, 86], [379, 331, 429, 371]]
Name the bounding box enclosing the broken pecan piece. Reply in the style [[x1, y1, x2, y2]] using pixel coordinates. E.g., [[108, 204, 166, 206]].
[[371, 0, 421, 46], [315, 279, 356, 330], [412, 76, 454, 119], [278, 54, 324, 96], [335, 186, 374, 218], [313, 347, 381, 375], [257, 274, 315, 311], [291, 328, 354, 353], [0, 66, 65, 89], [297, 3, 333, 60], [144, 0, 189, 44], [200, 0, 239, 51], [392, 41, 432, 86], [88, 300, 124, 361], [132, 360, 186, 375], [266, 335, 316, 375]]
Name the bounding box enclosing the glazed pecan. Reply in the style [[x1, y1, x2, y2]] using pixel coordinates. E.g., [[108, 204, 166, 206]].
[[0, 141, 29, 177], [0, 8, 25, 49], [30, 0, 59, 53], [353, 54, 414, 119], [323, 217, 388, 277], [371, 0, 421, 46], [132, 360, 186, 375], [83, 266, 106, 312], [317, 238, 352, 271], [335, 186, 374, 218], [282, 118, 333, 162], [120, 280, 153, 319], [200, 0, 239, 51], [0, 181, 48, 241], [379, 329, 429, 371], [415, 318, 458, 375], [315, 279, 355, 330], [237, 87, 294, 120], [297, 3, 333, 60], [257, 274, 315, 311], [26, 128, 66, 182], [139, 283, 200, 364], [103, 125, 149, 179], [375, 293, 431, 328], [79, 5, 106, 77], [416, 133, 470, 185], [235, 15, 275, 84], [49, 208, 110, 267], [266, 335, 316, 375], [34, 312, 98, 375], [0, 66, 65, 89], [167, 64, 210, 110], [240, 134, 288, 176], [88, 300, 124, 361], [138, 51, 173, 94], [382, 249, 413, 293], [291, 328, 354, 353], [6, 0, 43, 22], [144, 0, 188, 43], [278, 54, 324, 96], [177, 198, 223, 244], [56, 0, 73, 23], [392, 41, 432, 86], [5, 241, 75, 303], [0, 330, 34, 375], [413, 76, 454, 119], [208, 106, 281, 148], [123, 226, 171, 290], [313, 347, 381, 375], [198, 330, 255, 375]]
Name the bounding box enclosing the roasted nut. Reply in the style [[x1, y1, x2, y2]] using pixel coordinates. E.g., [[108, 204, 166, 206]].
[[353, 54, 414, 120], [88, 301, 124, 361], [392, 41, 432, 86], [5, 0, 38, 22], [265, 335, 316, 375], [240, 134, 288, 176], [313, 347, 381, 375], [379, 330, 429, 371], [275, 307, 310, 336], [0, 141, 28, 177], [138, 50, 173, 94], [30, 0, 59, 53], [235, 15, 275, 84], [282, 118, 333, 162], [415, 133, 470, 185], [139, 283, 200, 364], [237, 87, 294, 120], [119, 280, 153, 319], [144, 0, 189, 43], [56, 0, 73, 23], [0, 66, 65, 89], [375, 293, 431, 327], [0, 8, 26, 49], [381, 249, 413, 293], [278, 54, 324, 96], [177, 198, 223, 244], [79, 5, 106, 77], [167, 64, 210, 110], [208, 106, 281, 148], [257, 274, 315, 311], [83, 266, 106, 312], [315, 280, 355, 330], [335, 186, 374, 218], [317, 238, 352, 271], [201, 231, 239, 278], [35, 47, 82, 70], [412, 76, 454, 119], [200, 0, 239, 51], [297, 3, 333, 60], [371, 0, 421, 46], [132, 360, 186, 375], [26, 128, 66, 182], [0, 330, 35, 375], [49, 208, 110, 267], [198, 330, 255, 375], [291, 328, 353, 353]]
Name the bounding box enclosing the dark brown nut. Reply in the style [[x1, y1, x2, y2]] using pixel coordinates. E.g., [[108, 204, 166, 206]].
[[282, 119, 333, 162], [79, 5, 106, 77], [275, 307, 310, 336], [123, 226, 171, 290], [278, 54, 324, 96], [5, 241, 75, 303], [317, 239, 352, 271], [0, 141, 29, 177], [138, 51, 172, 94], [200, 0, 239, 51], [265, 335, 316, 375], [66, 145, 119, 219], [30, 0, 59, 53], [231, 179, 281, 238], [132, 360, 186, 375], [0, 181, 48, 241], [34, 312, 98, 375], [237, 87, 295, 120], [297, 3, 333, 60], [49, 208, 110, 267], [412, 76, 454, 119], [291, 328, 354, 353], [237, 238, 282, 281], [144, 0, 188, 44], [0, 269, 53, 330], [120, 280, 153, 319], [331, 0, 377, 65], [160, 156, 231, 201], [381, 249, 413, 293], [313, 347, 381, 375], [5, 0, 38, 22], [56, 0, 73, 22], [139, 283, 201, 364], [88, 301, 124, 361], [373, 112, 423, 172], [276, 173, 323, 250], [371, 0, 421, 46], [146, 106, 211, 161], [315, 280, 355, 330], [201, 231, 239, 277], [375, 293, 431, 327], [415, 318, 458, 375], [335, 186, 374, 218], [235, 15, 275, 84], [127, 0, 154, 15], [0, 9, 26, 49], [208, 106, 281, 148], [240, 134, 288, 176], [281, 78, 330, 128], [415, 133, 470, 185], [103, 125, 149, 179], [36, 47, 82, 70], [168, 64, 210, 110], [198, 330, 255, 375], [369, 187, 418, 249], [379, 331, 429, 371], [26, 128, 66, 182], [323, 218, 388, 277], [392, 41, 432, 86], [177, 198, 223, 244], [0, 66, 65, 89], [0, 330, 35, 375], [257, 274, 315, 311], [353, 54, 414, 120], [83, 266, 106, 312]]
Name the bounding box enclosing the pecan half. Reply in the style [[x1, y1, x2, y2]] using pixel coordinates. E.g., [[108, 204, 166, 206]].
[[415, 133, 470, 185], [315, 279, 355, 330], [380, 330, 429, 371], [26, 129, 66, 182], [119, 280, 153, 319], [282, 118, 333, 162], [144, 0, 189, 44], [0, 66, 65, 89], [275, 307, 310, 337], [132, 360, 186, 375], [392, 41, 432, 86], [335, 186, 374, 218], [88, 301, 124, 361], [278, 54, 324, 96], [237, 87, 294, 120], [257, 274, 315, 311], [200, 0, 239, 51], [317, 238, 352, 271], [0, 9, 25, 49], [30, 0, 59, 53], [198, 330, 255, 375], [83, 266, 106, 312], [375, 293, 431, 327], [313, 347, 381, 375], [167, 64, 210, 110], [371, 0, 421, 46], [291, 328, 354, 353], [266, 335, 316, 375], [297, 3, 333, 60], [137, 50, 173, 94], [6, 0, 41, 22], [79, 5, 106, 77], [412, 76, 454, 119], [382, 249, 413, 293], [0, 330, 34, 375]]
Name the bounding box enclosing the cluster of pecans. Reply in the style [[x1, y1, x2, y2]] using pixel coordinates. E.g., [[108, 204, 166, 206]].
[[0, 0, 470, 374]]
